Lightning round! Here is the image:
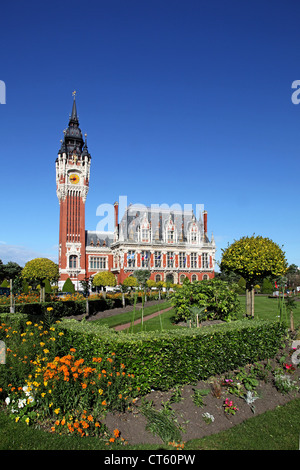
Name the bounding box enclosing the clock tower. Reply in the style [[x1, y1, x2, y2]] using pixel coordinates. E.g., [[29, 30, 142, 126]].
[[55, 92, 91, 289]]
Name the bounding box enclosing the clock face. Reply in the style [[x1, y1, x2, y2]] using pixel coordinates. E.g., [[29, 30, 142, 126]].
[[69, 173, 80, 184]]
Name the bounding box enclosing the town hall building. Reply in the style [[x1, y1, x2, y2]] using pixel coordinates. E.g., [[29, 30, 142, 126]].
[[55, 94, 216, 290]]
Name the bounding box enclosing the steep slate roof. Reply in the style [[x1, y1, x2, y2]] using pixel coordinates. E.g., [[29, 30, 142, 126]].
[[118, 204, 208, 243], [86, 230, 114, 247]]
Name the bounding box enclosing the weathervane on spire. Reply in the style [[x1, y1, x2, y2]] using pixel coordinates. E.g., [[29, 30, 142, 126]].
[[72, 90, 76, 99]]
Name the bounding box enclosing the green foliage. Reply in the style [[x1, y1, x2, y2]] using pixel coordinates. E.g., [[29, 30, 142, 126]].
[[134, 270, 151, 288], [58, 318, 286, 394], [0, 279, 9, 288], [62, 278, 75, 293], [192, 388, 210, 407], [122, 276, 138, 290], [22, 258, 59, 284], [261, 278, 274, 294], [140, 400, 182, 444], [92, 271, 116, 288], [171, 278, 241, 322], [220, 235, 287, 287]]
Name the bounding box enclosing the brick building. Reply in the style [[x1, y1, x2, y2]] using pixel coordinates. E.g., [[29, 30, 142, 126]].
[[56, 95, 216, 290]]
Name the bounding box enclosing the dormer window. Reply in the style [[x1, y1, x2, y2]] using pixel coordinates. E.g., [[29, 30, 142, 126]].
[[167, 228, 175, 243], [165, 215, 177, 243], [140, 212, 150, 242], [189, 222, 199, 244], [141, 228, 149, 242]]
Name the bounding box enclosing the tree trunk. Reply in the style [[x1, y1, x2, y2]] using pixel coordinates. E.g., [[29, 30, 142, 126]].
[[246, 282, 255, 318], [10, 279, 14, 313]]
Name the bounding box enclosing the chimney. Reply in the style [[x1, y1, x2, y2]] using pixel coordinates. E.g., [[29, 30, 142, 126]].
[[203, 210, 207, 234], [114, 201, 119, 229]]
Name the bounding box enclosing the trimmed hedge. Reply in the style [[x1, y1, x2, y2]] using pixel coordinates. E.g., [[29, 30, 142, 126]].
[[58, 318, 287, 393]]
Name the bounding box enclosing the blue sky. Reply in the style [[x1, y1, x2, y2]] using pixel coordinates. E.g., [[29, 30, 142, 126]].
[[0, 0, 299, 269]]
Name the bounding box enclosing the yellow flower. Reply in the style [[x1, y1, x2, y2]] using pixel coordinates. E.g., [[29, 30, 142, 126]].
[[98, 389, 103, 395], [54, 408, 60, 414], [15, 417, 20, 422], [25, 417, 30, 425], [43, 349, 49, 354], [40, 342, 45, 347]]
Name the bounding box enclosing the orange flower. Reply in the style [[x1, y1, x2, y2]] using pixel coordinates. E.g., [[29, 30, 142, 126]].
[[87, 415, 93, 422], [81, 383, 87, 389], [102, 400, 107, 406], [109, 438, 115, 443], [113, 429, 120, 438]]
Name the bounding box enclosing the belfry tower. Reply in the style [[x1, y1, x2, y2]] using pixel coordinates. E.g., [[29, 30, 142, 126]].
[[55, 92, 91, 289]]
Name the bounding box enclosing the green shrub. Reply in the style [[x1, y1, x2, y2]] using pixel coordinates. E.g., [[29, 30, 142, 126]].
[[62, 278, 75, 293], [172, 278, 242, 322], [58, 318, 286, 394]]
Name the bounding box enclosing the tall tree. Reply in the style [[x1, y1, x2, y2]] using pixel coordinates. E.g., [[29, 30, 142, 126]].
[[220, 235, 287, 317]]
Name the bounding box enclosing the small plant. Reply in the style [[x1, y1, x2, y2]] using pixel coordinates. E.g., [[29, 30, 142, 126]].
[[283, 363, 296, 374], [236, 366, 259, 391], [202, 412, 215, 424], [169, 385, 183, 404], [211, 380, 222, 399], [273, 370, 299, 395], [243, 390, 260, 413], [140, 400, 182, 445], [192, 388, 210, 407], [223, 398, 239, 415], [222, 377, 244, 397]]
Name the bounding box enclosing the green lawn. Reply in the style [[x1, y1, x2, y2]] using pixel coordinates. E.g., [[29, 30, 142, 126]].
[[128, 295, 300, 333], [91, 300, 172, 328]]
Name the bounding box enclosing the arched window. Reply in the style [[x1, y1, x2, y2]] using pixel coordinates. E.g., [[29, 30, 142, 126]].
[[69, 255, 77, 269], [191, 274, 198, 283], [180, 274, 186, 284], [202, 274, 209, 280], [155, 274, 161, 283]]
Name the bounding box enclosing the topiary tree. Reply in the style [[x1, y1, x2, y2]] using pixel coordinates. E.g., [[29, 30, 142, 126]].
[[22, 258, 59, 302], [93, 271, 116, 291], [220, 235, 287, 318], [62, 277, 75, 293]]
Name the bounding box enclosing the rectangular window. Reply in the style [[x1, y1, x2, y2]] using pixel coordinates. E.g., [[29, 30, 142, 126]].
[[191, 252, 197, 268], [167, 252, 174, 268], [89, 256, 106, 270], [191, 231, 197, 242], [141, 229, 149, 242], [202, 253, 209, 269], [127, 251, 135, 268], [69, 255, 77, 269], [179, 252, 186, 268], [167, 230, 174, 243], [154, 251, 161, 268]]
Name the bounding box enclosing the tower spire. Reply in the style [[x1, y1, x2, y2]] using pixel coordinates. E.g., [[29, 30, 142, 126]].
[[70, 90, 78, 124]]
